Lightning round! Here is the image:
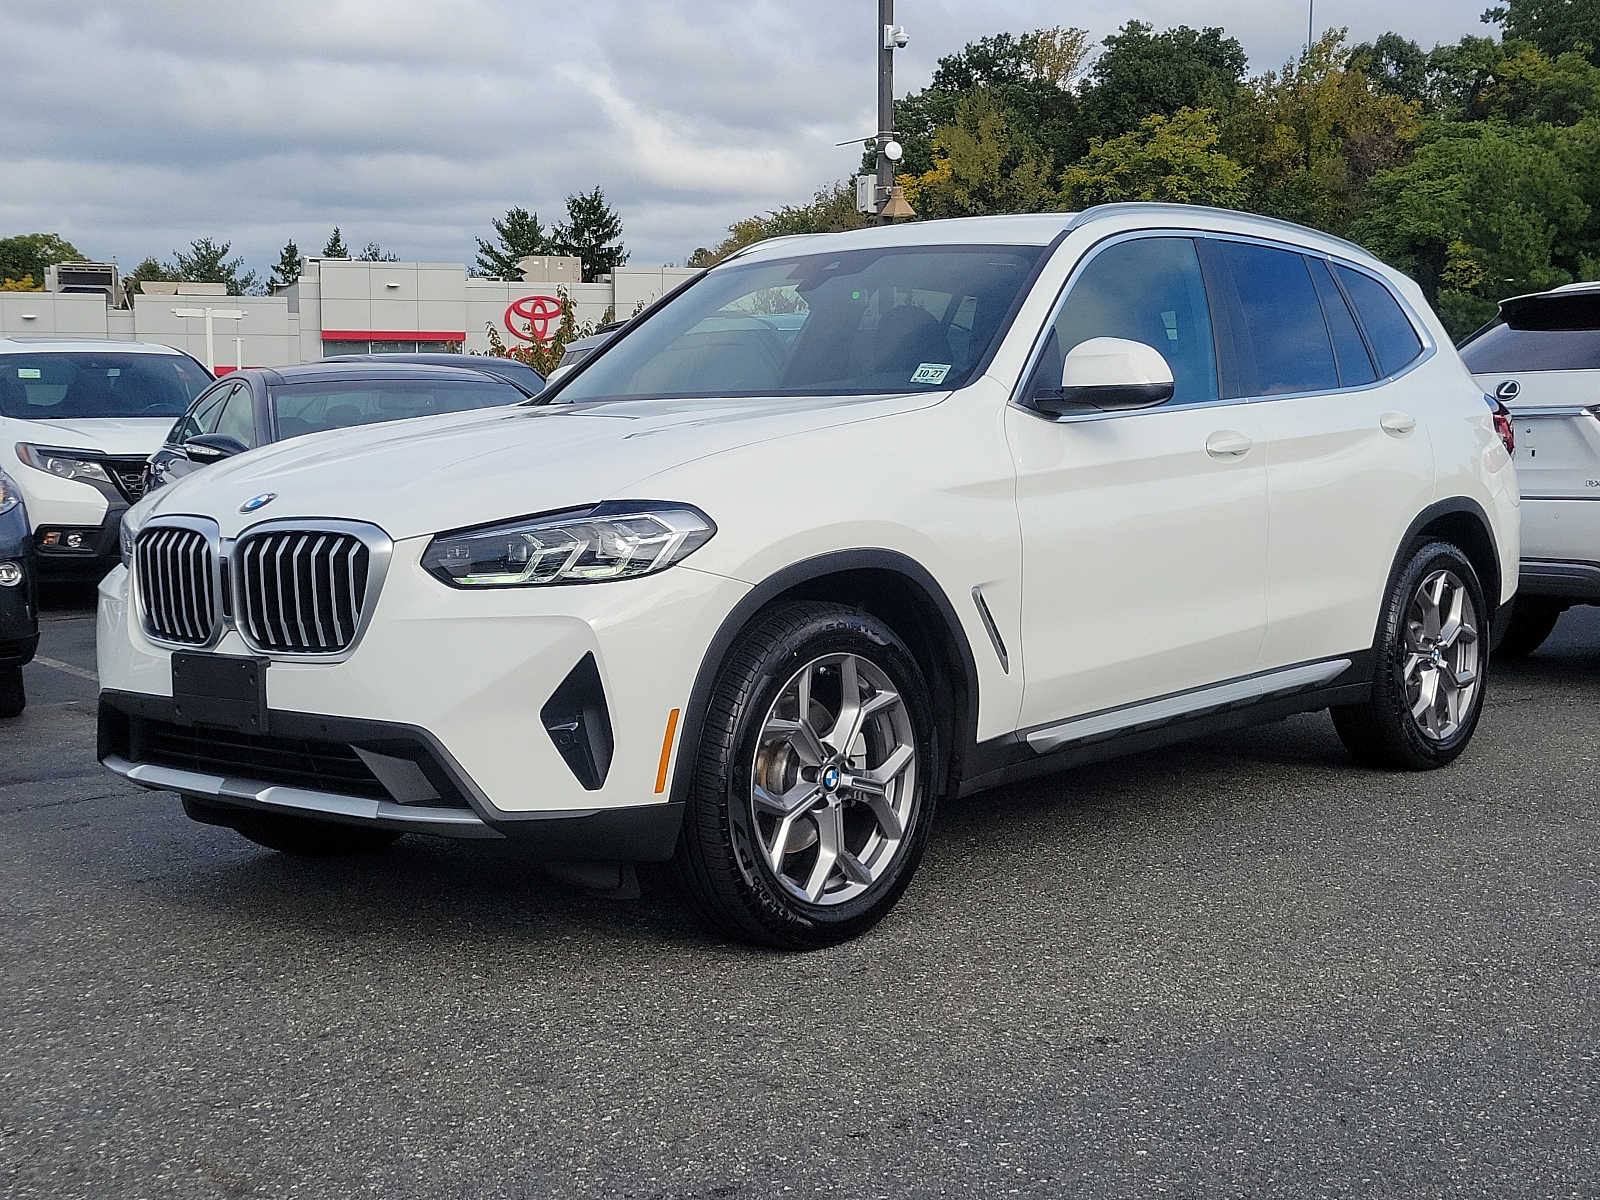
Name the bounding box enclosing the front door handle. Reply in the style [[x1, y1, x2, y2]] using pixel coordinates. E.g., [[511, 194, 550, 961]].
[[1380, 411, 1417, 436], [1205, 430, 1253, 459]]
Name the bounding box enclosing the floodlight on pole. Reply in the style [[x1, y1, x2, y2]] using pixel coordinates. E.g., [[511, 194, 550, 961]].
[[171, 306, 246, 373]]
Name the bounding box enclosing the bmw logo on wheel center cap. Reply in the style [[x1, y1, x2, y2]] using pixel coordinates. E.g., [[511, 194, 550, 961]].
[[240, 492, 278, 513], [821, 765, 841, 792]]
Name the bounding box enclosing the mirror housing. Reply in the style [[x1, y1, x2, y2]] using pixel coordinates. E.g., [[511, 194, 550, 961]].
[[1031, 337, 1176, 416], [184, 434, 249, 463]]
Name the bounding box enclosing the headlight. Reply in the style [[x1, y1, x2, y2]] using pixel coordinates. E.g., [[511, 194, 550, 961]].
[[0, 470, 20, 516], [118, 491, 158, 569], [421, 502, 716, 588], [15, 443, 112, 484]]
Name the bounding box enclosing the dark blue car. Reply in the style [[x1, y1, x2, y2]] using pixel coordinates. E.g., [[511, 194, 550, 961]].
[[0, 468, 39, 717]]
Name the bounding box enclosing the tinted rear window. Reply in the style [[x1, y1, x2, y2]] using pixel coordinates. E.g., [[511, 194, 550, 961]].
[[270, 378, 521, 439], [1308, 258, 1377, 387], [0, 351, 211, 419], [1334, 266, 1423, 376], [1216, 241, 1339, 396], [1459, 293, 1600, 372]]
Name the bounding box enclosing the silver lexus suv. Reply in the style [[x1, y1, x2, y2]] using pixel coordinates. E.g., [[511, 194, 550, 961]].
[[1461, 283, 1600, 654]]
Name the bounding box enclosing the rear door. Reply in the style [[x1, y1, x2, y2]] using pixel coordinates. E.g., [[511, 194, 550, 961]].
[[1202, 240, 1436, 669]]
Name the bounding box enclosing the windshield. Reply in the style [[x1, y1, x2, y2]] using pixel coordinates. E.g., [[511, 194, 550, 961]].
[[555, 244, 1046, 402], [0, 351, 211, 420], [270, 377, 522, 438]]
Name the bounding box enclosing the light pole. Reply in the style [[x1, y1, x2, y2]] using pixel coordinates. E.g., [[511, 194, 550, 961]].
[[171, 306, 246, 373], [1307, 0, 1315, 55], [875, 0, 913, 222]]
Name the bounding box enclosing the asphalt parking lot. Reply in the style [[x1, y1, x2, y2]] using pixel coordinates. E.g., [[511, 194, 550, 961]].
[[2, 587, 1596, 1199]]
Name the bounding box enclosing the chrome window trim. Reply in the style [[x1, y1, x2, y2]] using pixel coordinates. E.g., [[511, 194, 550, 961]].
[[228, 517, 393, 664], [1007, 226, 1438, 426], [133, 515, 226, 650]]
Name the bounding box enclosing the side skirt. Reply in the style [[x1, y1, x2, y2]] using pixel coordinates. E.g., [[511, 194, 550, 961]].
[[958, 653, 1373, 799]]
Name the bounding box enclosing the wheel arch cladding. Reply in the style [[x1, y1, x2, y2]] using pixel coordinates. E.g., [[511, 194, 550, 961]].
[[672, 551, 979, 806], [1401, 498, 1502, 621]]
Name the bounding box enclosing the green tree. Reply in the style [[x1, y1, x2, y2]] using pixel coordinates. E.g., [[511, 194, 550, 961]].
[[0, 233, 84, 285], [888, 27, 1092, 177], [321, 227, 349, 258], [271, 239, 302, 288], [1354, 122, 1589, 327], [1485, 0, 1600, 64], [1226, 31, 1422, 235], [170, 237, 259, 295], [1060, 108, 1248, 208], [554, 188, 629, 282], [356, 241, 399, 262], [688, 180, 869, 267], [899, 88, 1057, 220], [1347, 33, 1433, 104], [474, 206, 553, 279], [1077, 22, 1250, 144]]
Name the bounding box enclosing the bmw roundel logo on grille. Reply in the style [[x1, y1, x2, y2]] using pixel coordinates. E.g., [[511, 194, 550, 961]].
[[239, 492, 278, 513], [1495, 379, 1521, 402]]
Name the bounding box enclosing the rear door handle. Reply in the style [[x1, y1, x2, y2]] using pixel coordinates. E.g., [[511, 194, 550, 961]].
[[1380, 411, 1416, 436], [1205, 430, 1253, 459]]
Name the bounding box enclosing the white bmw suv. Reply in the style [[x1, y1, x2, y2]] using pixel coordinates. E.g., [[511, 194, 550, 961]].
[[99, 205, 1519, 947]]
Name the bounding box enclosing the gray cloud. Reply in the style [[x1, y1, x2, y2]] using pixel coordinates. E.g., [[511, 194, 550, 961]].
[[1, 0, 1491, 277]]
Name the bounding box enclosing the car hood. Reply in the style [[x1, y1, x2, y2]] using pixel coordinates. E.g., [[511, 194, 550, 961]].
[[6, 416, 175, 455], [145, 393, 942, 540]]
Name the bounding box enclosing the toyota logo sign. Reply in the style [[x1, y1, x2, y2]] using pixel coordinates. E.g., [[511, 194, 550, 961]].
[[505, 295, 563, 342]]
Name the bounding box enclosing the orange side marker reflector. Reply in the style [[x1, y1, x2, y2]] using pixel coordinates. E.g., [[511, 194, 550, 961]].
[[654, 708, 682, 794]]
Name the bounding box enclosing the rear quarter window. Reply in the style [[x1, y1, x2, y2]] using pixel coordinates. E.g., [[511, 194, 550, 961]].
[[1334, 266, 1423, 377]]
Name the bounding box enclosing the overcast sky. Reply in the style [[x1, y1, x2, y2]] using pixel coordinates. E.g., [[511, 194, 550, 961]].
[[1, 1, 1493, 280]]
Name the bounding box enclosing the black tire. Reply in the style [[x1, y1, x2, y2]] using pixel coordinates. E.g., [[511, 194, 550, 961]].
[[227, 810, 402, 857], [0, 666, 23, 719], [1497, 597, 1563, 659], [1333, 540, 1489, 770], [671, 601, 938, 950]]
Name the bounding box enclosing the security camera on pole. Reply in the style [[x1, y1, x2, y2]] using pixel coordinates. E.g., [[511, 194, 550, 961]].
[[867, 0, 914, 223]]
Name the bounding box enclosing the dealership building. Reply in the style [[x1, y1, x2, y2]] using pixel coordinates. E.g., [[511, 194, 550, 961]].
[[0, 256, 700, 371]]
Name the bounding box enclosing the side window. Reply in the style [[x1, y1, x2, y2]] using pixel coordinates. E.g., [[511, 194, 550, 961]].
[[1308, 258, 1377, 387], [169, 381, 234, 445], [1214, 241, 1339, 396], [214, 382, 257, 447], [1334, 265, 1424, 377], [1034, 237, 1219, 408]]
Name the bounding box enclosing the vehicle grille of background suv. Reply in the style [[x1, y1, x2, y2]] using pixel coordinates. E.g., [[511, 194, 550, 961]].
[[101, 455, 149, 504], [135, 526, 216, 645], [234, 529, 370, 654]]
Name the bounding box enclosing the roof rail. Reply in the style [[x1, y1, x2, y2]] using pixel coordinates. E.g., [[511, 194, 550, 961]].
[[1068, 203, 1378, 261]]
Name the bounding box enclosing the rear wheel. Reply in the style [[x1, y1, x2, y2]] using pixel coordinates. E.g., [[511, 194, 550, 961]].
[[0, 665, 24, 719], [1333, 541, 1488, 770], [1497, 597, 1563, 659], [672, 601, 937, 949]]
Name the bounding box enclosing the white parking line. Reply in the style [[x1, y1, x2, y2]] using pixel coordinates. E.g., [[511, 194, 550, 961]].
[[32, 656, 98, 683]]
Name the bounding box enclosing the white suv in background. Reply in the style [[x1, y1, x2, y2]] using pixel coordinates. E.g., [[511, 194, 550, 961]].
[[0, 339, 212, 580], [1461, 283, 1600, 654], [99, 206, 1519, 948]]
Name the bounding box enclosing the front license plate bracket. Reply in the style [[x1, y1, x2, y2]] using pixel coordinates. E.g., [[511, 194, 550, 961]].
[[170, 652, 270, 735]]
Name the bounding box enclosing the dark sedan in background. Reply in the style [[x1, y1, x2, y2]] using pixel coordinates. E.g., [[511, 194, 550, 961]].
[[0, 468, 39, 717], [146, 361, 536, 493], [320, 352, 545, 394]]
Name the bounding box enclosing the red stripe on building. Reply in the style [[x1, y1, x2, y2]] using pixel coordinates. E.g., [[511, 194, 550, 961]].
[[320, 330, 467, 341]]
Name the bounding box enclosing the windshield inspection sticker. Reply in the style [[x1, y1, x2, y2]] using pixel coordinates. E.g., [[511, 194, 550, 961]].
[[911, 362, 951, 385], [17, 368, 40, 379]]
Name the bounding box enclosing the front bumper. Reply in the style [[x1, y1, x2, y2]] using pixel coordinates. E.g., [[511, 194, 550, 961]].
[[0, 508, 39, 662], [97, 543, 750, 858], [32, 505, 125, 581]]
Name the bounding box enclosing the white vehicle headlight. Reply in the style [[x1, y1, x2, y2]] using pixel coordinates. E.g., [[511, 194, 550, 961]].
[[0, 469, 20, 516], [118, 491, 159, 569], [15, 443, 112, 484], [421, 503, 716, 588]]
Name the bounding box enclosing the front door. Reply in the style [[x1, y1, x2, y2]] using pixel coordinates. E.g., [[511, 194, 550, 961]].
[[1005, 234, 1269, 731]]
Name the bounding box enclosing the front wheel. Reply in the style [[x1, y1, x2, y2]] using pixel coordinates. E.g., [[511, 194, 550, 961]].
[[1333, 541, 1488, 770], [672, 601, 938, 949], [0, 665, 24, 719]]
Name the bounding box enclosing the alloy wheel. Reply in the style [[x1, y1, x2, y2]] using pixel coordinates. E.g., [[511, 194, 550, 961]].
[[750, 652, 918, 906], [1402, 568, 1480, 741]]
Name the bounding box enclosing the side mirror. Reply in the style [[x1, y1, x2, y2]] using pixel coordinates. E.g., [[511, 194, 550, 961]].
[[184, 434, 249, 463], [1031, 337, 1176, 416]]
